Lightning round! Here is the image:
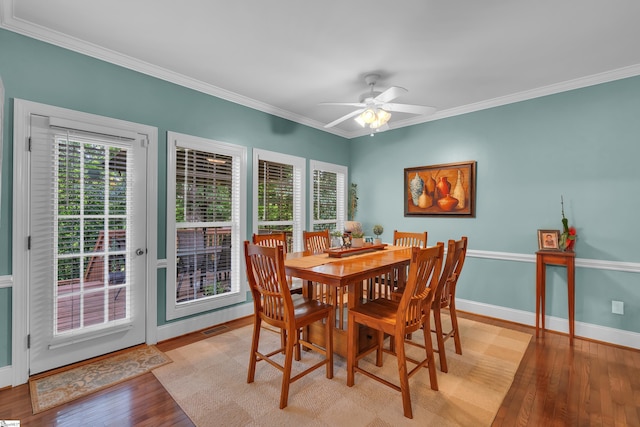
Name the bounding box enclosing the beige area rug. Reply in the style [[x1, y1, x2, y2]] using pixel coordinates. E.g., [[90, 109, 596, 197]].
[[153, 317, 531, 426], [29, 345, 171, 414]]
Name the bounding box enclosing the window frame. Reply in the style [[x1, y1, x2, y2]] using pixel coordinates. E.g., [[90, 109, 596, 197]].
[[166, 131, 247, 320], [252, 149, 305, 253], [309, 160, 348, 232]]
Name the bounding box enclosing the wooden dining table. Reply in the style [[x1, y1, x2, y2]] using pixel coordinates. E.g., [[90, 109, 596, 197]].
[[284, 245, 413, 358]]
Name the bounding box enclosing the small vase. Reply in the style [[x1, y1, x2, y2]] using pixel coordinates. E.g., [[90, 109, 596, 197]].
[[374, 238, 382, 245], [425, 174, 436, 197], [418, 185, 433, 208], [437, 194, 459, 211], [436, 176, 451, 198], [352, 237, 364, 248], [409, 173, 424, 206], [565, 238, 576, 252], [451, 169, 466, 209]]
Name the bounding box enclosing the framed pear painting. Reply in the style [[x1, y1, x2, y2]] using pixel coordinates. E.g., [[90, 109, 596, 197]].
[[404, 161, 476, 217]]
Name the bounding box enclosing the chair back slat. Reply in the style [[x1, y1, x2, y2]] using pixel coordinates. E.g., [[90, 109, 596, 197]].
[[393, 230, 428, 248], [397, 244, 443, 334], [303, 230, 330, 254], [435, 237, 468, 309], [252, 232, 288, 252]]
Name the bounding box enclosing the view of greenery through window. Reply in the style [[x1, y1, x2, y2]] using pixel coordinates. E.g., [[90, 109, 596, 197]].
[[175, 148, 233, 302], [257, 159, 295, 251], [56, 138, 129, 331]]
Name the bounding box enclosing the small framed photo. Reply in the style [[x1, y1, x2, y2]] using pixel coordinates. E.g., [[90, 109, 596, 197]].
[[538, 229, 560, 251]]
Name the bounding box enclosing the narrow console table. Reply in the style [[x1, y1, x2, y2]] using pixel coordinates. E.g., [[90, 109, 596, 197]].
[[535, 250, 576, 345]]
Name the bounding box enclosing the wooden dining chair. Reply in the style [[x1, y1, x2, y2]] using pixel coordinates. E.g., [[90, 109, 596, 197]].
[[368, 229, 429, 300], [303, 229, 330, 254], [432, 236, 468, 373], [347, 243, 444, 419], [252, 232, 300, 294], [244, 241, 334, 409], [252, 232, 288, 251], [393, 230, 428, 248]]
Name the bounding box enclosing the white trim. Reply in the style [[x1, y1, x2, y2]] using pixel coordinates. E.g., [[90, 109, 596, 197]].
[[308, 160, 348, 232], [466, 249, 640, 272], [0, 365, 12, 389], [3, 8, 639, 140], [253, 149, 306, 252], [11, 99, 158, 385], [156, 302, 253, 342], [457, 299, 640, 350], [165, 131, 247, 320], [0, 274, 11, 289]]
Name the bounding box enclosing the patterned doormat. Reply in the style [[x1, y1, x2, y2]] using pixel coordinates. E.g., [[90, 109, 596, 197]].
[[29, 345, 171, 414]]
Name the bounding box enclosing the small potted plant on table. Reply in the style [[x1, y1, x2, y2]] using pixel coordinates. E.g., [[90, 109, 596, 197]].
[[350, 223, 365, 248], [372, 224, 384, 245]]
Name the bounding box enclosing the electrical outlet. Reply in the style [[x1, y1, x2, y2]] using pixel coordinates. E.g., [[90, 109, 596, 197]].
[[612, 300, 624, 315]]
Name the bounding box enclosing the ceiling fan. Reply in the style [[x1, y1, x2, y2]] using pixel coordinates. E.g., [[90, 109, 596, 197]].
[[320, 74, 436, 132]]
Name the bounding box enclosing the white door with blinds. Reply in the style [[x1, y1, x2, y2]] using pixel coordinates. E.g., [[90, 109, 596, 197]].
[[28, 114, 148, 375]]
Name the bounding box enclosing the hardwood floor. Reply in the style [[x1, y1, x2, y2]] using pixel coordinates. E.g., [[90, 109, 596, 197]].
[[1, 313, 638, 426]]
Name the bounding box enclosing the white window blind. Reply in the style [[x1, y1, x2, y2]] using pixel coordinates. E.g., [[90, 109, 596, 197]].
[[253, 149, 305, 253], [166, 132, 246, 320], [30, 116, 137, 339], [310, 160, 347, 232]]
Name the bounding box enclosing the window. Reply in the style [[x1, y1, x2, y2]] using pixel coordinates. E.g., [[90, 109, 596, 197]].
[[166, 132, 246, 320], [253, 149, 305, 252], [310, 160, 347, 232]]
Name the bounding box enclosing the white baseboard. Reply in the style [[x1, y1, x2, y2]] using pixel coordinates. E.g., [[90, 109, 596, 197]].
[[0, 365, 13, 389], [156, 303, 254, 342], [457, 298, 640, 350]]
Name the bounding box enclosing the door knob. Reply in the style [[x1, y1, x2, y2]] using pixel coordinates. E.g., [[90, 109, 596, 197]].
[[135, 248, 145, 256]]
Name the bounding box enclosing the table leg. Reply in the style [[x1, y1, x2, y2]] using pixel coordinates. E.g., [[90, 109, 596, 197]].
[[535, 255, 546, 337], [568, 260, 575, 346]]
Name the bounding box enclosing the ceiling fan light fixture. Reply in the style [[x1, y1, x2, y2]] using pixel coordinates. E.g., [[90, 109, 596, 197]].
[[377, 109, 391, 124], [356, 107, 392, 130], [360, 108, 377, 124], [368, 109, 391, 129]]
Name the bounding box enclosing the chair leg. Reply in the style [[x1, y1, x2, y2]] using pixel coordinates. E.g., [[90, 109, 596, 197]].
[[347, 315, 356, 387], [279, 326, 296, 409], [247, 318, 261, 384], [432, 306, 448, 373], [449, 303, 462, 355], [395, 333, 413, 419], [325, 316, 334, 379], [376, 330, 384, 367], [422, 316, 439, 391]]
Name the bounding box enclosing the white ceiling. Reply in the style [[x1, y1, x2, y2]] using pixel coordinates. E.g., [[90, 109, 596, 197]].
[[2, 0, 640, 138]]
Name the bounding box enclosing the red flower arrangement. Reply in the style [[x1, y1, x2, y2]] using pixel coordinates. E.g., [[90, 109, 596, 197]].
[[559, 196, 577, 251]]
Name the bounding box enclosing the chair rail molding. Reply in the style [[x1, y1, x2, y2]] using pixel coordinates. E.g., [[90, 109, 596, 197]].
[[0, 275, 12, 289], [467, 249, 640, 273]]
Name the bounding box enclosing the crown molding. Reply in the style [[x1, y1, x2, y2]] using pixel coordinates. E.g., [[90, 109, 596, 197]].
[[2, 4, 639, 140]]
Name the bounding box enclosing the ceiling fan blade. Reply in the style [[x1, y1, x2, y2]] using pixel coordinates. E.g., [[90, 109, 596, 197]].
[[374, 86, 408, 103], [324, 108, 365, 128], [319, 102, 366, 108], [383, 103, 437, 115]]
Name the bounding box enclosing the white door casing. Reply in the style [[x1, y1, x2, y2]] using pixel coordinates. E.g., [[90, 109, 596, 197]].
[[12, 100, 158, 383]]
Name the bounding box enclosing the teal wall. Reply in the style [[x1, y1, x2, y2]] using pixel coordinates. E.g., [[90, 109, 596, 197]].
[[1, 27, 639, 370], [0, 28, 349, 366], [349, 75, 640, 333]]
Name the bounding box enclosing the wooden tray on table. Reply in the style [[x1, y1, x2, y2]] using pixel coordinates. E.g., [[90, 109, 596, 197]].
[[324, 244, 388, 258]]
